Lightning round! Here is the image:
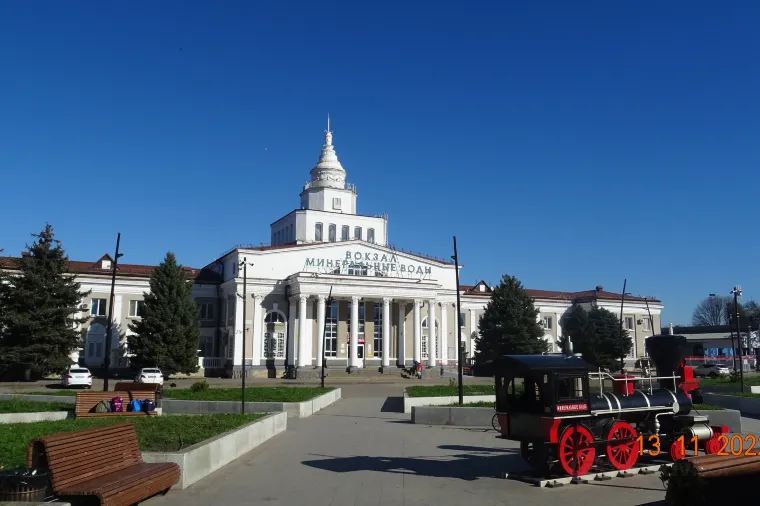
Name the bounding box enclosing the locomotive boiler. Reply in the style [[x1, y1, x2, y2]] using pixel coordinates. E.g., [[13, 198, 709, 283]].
[[493, 334, 728, 477]]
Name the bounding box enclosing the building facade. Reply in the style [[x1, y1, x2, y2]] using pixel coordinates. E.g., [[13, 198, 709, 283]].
[[0, 122, 664, 377]]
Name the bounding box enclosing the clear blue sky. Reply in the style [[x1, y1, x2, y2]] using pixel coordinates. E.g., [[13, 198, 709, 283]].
[[1, 1, 758, 326]]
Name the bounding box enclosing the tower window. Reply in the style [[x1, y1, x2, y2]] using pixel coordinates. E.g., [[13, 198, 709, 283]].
[[315, 223, 323, 242], [367, 228, 375, 244], [341, 225, 349, 241], [329, 224, 336, 242], [354, 227, 362, 240], [333, 197, 342, 210]]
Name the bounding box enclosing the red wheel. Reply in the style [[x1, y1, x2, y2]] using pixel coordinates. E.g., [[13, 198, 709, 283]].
[[669, 440, 686, 461], [605, 421, 639, 471], [557, 425, 596, 476], [704, 437, 721, 455]]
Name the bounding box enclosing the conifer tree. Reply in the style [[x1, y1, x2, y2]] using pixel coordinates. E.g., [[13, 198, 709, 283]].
[[128, 252, 200, 376], [0, 224, 89, 379], [559, 305, 632, 370], [474, 274, 549, 365]]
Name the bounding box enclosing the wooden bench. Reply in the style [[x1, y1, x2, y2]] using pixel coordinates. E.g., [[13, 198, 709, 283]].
[[75, 391, 158, 418], [27, 423, 180, 506]]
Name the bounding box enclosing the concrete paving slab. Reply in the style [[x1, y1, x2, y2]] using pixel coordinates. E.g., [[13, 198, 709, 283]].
[[144, 396, 670, 506]]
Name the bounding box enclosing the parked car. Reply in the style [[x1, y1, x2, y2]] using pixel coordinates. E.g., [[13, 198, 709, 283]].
[[61, 367, 92, 388], [135, 368, 164, 385], [693, 362, 730, 378]]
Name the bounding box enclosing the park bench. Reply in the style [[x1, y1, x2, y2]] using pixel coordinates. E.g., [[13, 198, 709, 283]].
[[26, 423, 180, 506], [75, 390, 158, 418]]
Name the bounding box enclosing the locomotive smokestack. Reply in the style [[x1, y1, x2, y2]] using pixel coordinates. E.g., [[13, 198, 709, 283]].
[[645, 334, 689, 391]]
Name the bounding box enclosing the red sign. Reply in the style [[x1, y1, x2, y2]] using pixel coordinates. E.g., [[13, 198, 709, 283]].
[[556, 403, 588, 413]]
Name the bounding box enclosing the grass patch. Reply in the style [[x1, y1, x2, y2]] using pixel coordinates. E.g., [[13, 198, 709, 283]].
[[0, 400, 72, 413], [27, 390, 78, 396], [442, 401, 494, 407], [0, 413, 264, 470], [698, 375, 760, 387], [162, 386, 333, 402], [719, 391, 760, 398], [692, 404, 723, 410], [406, 385, 495, 397]]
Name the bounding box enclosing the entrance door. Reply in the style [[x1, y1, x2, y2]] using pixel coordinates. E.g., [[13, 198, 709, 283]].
[[358, 343, 364, 359]]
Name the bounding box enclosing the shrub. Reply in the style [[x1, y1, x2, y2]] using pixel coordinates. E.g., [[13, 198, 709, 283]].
[[190, 380, 209, 393]]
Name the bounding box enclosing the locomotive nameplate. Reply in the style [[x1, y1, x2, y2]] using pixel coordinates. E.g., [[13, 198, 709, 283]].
[[556, 403, 588, 412]]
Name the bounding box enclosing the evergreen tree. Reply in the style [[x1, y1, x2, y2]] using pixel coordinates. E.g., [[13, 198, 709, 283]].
[[473, 274, 549, 365], [560, 305, 632, 370], [128, 252, 200, 376], [0, 224, 89, 379], [559, 304, 598, 361]]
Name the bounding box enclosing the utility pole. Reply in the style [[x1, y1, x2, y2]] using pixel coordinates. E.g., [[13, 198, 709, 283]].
[[321, 287, 333, 389], [103, 233, 123, 392], [619, 279, 627, 371], [238, 259, 254, 412], [731, 286, 744, 393], [452, 236, 464, 406]]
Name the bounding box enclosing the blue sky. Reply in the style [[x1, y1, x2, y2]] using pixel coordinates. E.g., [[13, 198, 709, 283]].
[[1, 1, 758, 326]]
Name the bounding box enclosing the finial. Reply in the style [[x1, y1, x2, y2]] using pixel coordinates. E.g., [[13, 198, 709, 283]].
[[327, 113, 331, 133]]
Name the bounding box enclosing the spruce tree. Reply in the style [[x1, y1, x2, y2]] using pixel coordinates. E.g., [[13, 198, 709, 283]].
[[473, 274, 549, 365], [560, 306, 632, 370], [0, 224, 89, 379], [128, 252, 200, 376], [559, 304, 597, 360]]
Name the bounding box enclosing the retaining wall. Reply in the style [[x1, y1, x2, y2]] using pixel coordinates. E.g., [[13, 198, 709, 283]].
[[402, 393, 494, 414], [0, 411, 71, 424], [411, 406, 493, 426]]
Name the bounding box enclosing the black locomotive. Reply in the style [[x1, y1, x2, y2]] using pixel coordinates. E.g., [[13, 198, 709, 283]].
[[492, 334, 727, 476]]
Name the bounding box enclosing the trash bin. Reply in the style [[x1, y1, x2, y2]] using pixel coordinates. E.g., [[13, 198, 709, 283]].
[[0, 468, 50, 502]]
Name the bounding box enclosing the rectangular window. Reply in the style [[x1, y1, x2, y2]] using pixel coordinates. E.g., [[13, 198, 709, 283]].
[[625, 317, 634, 330], [315, 223, 323, 242], [367, 228, 375, 243], [373, 304, 382, 358], [348, 264, 368, 276], [556, 375, 585, 400], [198, 303, 215, 320], [354, 226, 362, 240], [128, 300, 146, 318], [341, 225, 349, 241], [329, 224, 336, 242], [91, 298, 107, 316], [325, 301, 338, 357], [333, 197, 342, 210], [459, 312, 466, 327], [642, 317, 651, 331], [542, 316, 553, 330]]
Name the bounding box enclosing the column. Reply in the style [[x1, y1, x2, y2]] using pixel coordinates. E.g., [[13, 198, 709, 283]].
[[252, 295, 263, 363], [413, 299, 421, 363], [427, 300, 437, 367], [316, 295, 326, 367], [112, 295, 123, 366], [397, 302, 406, 366], [382, 298, 391, 369], [297, 295, 309, 367], [234, 291, 245, 366], [286, 297, 297, 367], [440, 302, 448, 365], [350, 296, 360, 368], [469, 308, 477, 356]]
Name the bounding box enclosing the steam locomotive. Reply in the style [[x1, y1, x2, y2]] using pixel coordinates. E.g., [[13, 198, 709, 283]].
[[492, 334, 728, 476]]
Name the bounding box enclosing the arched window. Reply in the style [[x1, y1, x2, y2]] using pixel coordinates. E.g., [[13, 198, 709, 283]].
[[315, 223, 323, 242], [421, 317, 439, 360], [264, 310, 286, 359]]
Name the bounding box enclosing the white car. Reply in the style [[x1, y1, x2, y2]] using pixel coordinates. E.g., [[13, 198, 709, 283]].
[[135, 368, 164, 385], [693, 362, 731, 378], [62, 367, 92, 388]]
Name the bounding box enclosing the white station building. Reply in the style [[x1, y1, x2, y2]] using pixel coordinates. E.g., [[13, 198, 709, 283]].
[[0, 123, 664, 378]]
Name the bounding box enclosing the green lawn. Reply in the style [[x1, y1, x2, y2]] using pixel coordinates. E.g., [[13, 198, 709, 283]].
[[406, 385, 495, 397], [162, 386, 333, 402], [698, 375, 760, 387], [442, 401, 494, 407], [692, 404, 723, 410], [0, 413, 264, 470], [715, 391, 760, 398], [27, 390, 77, 396], [0, 400, 72, 413]]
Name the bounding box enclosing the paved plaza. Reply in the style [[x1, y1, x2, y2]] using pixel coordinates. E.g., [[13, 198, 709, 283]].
[[144, 392, 669, 506]]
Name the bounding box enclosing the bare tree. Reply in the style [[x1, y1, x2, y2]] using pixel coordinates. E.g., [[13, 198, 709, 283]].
[[692, 296, 731, 326]]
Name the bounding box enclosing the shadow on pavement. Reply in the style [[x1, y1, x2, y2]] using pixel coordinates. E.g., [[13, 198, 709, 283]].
[[438, 445, 513, 453], [380, 397, 404, 412], [302, 450, 522, 481]]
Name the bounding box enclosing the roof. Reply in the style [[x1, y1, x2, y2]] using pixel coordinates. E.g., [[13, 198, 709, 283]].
[[0, 255, 221, 283], [491, 354, 593, 374], [459, 280, 659, 303]]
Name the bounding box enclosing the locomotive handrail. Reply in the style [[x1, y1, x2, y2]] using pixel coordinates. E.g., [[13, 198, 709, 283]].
[[588, 371, 682, 395]]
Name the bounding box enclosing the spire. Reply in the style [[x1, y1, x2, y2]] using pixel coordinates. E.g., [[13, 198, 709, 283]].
[[309, 115, 346, 188]]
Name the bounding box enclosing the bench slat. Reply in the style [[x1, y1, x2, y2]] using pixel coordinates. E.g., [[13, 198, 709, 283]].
[[75, 391, 157, 418]]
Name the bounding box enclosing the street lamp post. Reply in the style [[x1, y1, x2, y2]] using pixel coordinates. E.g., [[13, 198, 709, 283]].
[[103, 233, 124, 392], [238, 259, 254, 413], [452, 236, 464, 406], [731, 286, 744, 393]]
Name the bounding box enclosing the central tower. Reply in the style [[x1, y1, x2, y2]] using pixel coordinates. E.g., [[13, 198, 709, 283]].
[[299, 116, 358, 214]]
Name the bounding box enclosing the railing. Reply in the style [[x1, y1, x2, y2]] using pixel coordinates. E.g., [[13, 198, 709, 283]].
[[199, 357, 223, 369], [588, 370, 683, 396]]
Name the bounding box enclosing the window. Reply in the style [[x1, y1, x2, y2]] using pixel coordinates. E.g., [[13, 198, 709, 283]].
[[373, 304, 382, 357], [642, 317, 651, 331], [264, 311, 286, 359], [625, 317, 634, 330], [541, 316, 553, 330], [91, 298, 107, 316], [341, 225, 349, 241], [328, 224, 336, 242], [348, 263, 368, 276], [333, 197, 342, 210], [315, 223, 323, 242], [354, 227, 362, 240], [367, 228, 375, 244], [325, 301, 338, 357], [199, 335, 214, 356], [556, 375, 585, 400], [198, 303, 215, 320], [129, 300, 146, 318], [421, 317, 439, 360], [459, 312, 466, 327]]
